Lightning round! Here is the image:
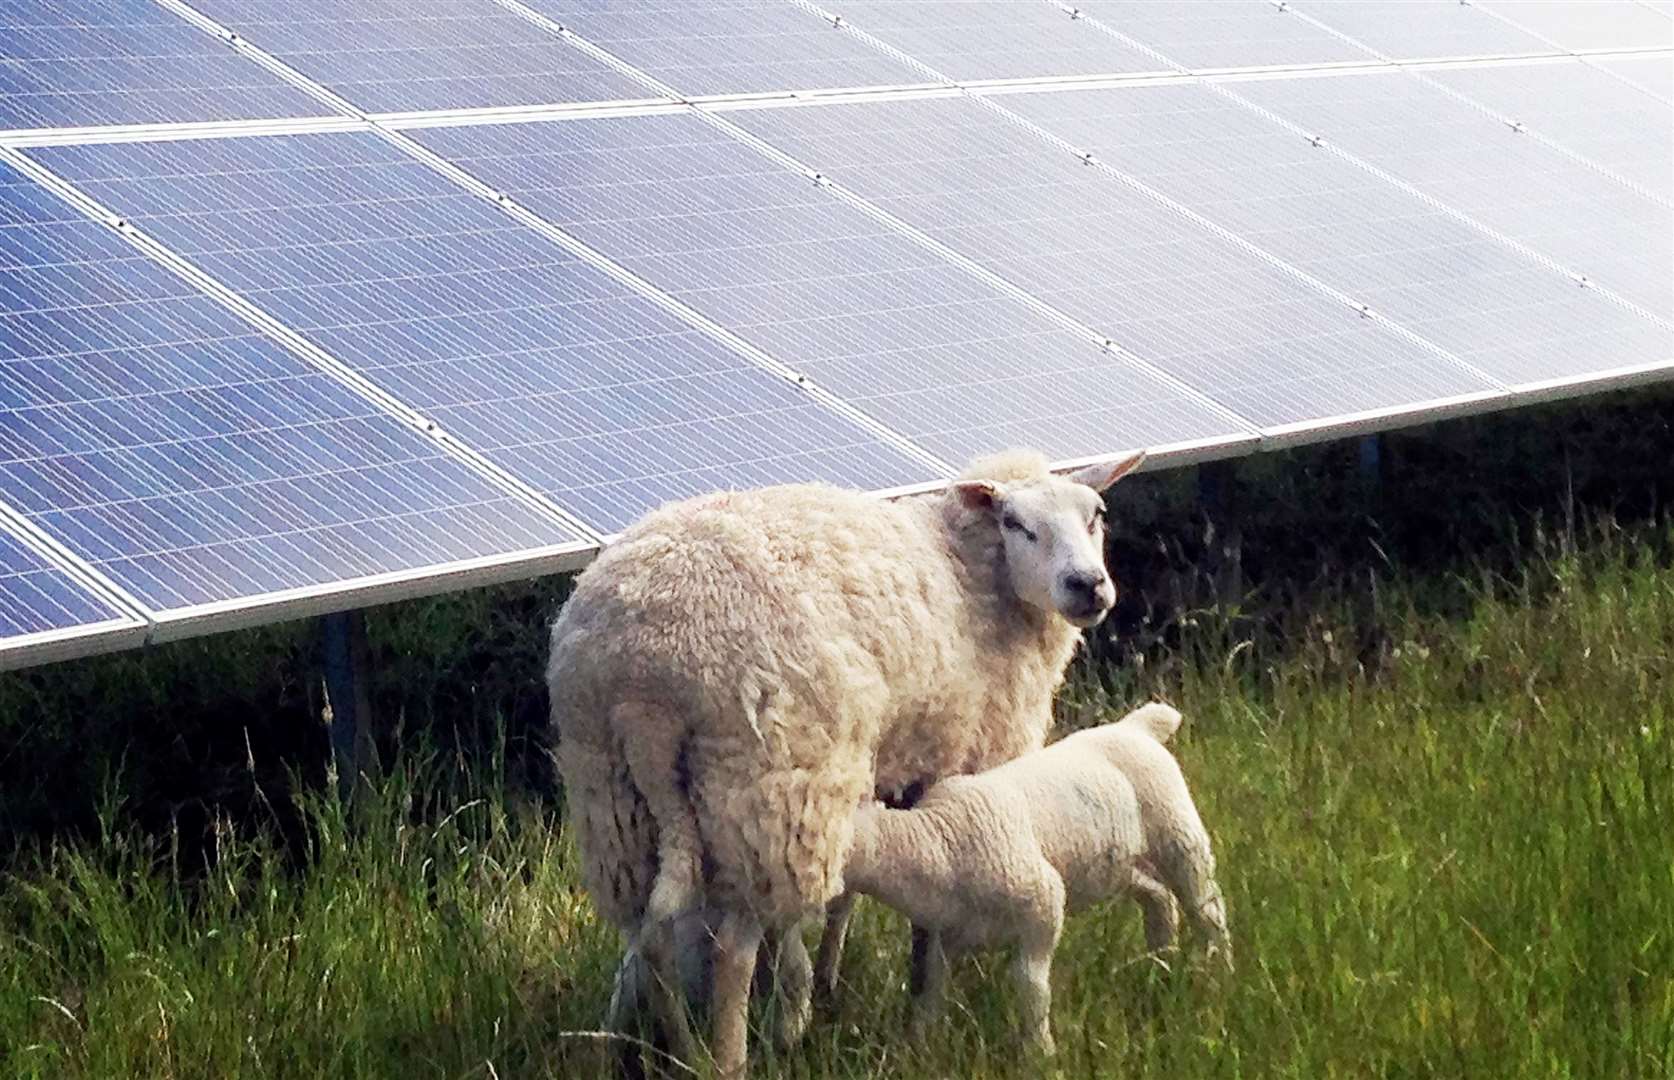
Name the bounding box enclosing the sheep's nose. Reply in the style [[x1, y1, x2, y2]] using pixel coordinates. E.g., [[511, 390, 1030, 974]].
[[1062, 571, 1108, 605]]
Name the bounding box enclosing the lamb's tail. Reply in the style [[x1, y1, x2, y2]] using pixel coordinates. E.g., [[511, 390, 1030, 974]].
[[1117, 702, 1183, 744]]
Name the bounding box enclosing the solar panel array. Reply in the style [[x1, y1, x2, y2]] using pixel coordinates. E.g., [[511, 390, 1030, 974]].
[[2, 0, 1670, 669]]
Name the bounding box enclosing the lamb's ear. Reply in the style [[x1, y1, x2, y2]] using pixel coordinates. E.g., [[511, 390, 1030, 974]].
[[1069, 450, 1147, 492], [950, 479, 1002, 512]]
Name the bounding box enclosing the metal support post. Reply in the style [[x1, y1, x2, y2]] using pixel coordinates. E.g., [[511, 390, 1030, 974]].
[[1359, 433, 1384, 492], [321, 609, 374, 801]]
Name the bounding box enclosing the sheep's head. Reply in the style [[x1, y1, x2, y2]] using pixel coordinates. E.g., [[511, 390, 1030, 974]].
[[951, 451, 1146, 628]]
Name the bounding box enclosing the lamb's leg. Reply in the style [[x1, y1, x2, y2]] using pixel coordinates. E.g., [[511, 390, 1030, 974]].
[[812, 891, 857, 1003], [1130, 860, 1181, 954], [906, 931, 949, 1039], [1190, 876, 1233, 972], [1013, 864, 1065, 1054], [710, 910, 765, 1080], [771, 922, 814, 1049], [1157, 835, 1233, 971], [1013, 941, 1058, 1055]]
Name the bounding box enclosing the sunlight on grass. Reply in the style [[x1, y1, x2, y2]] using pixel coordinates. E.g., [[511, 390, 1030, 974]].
[[3, 527, 1670, 1078]]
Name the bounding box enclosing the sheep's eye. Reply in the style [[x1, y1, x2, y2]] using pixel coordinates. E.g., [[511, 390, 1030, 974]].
[[1002, 515, 1037, 542], [1089, 508, 1106, 535]]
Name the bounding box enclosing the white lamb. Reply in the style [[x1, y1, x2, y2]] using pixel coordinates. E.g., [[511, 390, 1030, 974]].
[[547, 448, 1145, 1077], [843, 702, 1231, 1052]]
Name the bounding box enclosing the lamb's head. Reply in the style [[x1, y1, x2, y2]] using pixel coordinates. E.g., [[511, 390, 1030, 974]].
[[950, 449, 1146, 628]]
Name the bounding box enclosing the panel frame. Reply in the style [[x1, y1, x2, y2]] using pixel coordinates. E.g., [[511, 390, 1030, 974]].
[[0, 505, 150, 670]]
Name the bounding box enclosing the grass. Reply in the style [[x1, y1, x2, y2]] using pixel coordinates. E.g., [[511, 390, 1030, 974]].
[[2, 523, 1671, 1079]]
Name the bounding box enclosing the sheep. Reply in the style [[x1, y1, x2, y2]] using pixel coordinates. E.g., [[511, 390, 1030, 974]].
[[842, 702, 1231, 1053], [546, 447, 1146, 1077]]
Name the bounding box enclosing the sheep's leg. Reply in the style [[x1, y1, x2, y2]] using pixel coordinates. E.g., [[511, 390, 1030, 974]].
[[771, 922, 814, 1049], [710, 910, 765, 1080], [906, 931, 949, 1039], [1014, 865, 1065, 1055], [812, 891, 857, 1003], [1129, 862, 1180, 954], [638, 925, 700, 1069], [604, 946, 651, 1080], [614, 703, 707, 1065]]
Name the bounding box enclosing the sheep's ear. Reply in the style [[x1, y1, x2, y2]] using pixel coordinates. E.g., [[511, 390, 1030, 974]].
[[950, 479, 1001, 511], [1069, 450, 1146, 492]]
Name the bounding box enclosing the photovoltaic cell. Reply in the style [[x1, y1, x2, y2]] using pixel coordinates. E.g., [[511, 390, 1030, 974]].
[[1235, 71, 1674, 314], [732, 96, 1498, 432], [1003, 84, 1673, 390], [0, 159, 574, 615], [1476, 1, 1674, 53], [1074, 0, 1372, 71], [1289, 1, 1557, 61], [410, 114, 1245, 465], [183, 0, 649, 114], [0, 523, 128, 641], [32, 132, 935, 533], [1426, 60, 1674, 196], [828, 0, 1164, 82], [0, 0, 334, 131], [525, 0, 928, 97], [1591, 53, 1674, 102]]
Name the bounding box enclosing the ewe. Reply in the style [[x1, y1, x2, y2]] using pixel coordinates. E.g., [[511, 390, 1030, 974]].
[[844, 702, 1231, 1052], [547, 448, 1143, 1076]]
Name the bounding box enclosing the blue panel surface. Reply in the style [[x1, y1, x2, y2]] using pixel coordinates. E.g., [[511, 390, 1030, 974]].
[[1076, 0, 1372, 70], [0, 523, 126, 640], [0, 160, 572, 613], [1426, 61, 1674, 196], [830, 0, 1163, 82], [0, 0, 333, 131], [33, 132, 936, 532], [412, 114, 1245, 465], [1289, 1, 1557, 61], [528, 0, 927, 97], [186, 0, 648, 114], [1003, 84, 1673, 389], [1475, 1, 1673, 52], [1591, 54, 1674, 102], [733, 96, 1500, 431], [1235, 70, 1674, 313]]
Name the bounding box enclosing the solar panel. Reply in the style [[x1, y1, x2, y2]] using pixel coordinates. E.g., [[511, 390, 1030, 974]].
[[731, 95, 1500, 432], [1234, 70, 1674, 314], [1475, 0, 1674, 53], [1001, 83, 1673, 391], [182, 0, 651, 115], [1289, 1, 1558, 61], [409, 112, 1247, 464], [1073, 0, 1373, 71], [523, 0, 928, 97], [30, 131, 937, 534], [0, 521, 134, 645], [1591, 53, 1674, 102], [0, 0, 334, 132], [0, 157, 577, 617], [825, 0, 1164, 83], [1426, 60, 1674, 196]]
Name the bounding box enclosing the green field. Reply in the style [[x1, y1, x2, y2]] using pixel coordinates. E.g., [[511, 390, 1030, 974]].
[[4, 516, 1669, 1079]]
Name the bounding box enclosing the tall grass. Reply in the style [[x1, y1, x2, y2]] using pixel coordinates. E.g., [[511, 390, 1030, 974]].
[[3, 526, 1671, 1078]]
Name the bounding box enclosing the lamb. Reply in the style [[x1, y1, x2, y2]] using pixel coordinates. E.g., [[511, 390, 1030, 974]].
[[843, 702, 1231, 1053], [547, 447, 1145, 1077]]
